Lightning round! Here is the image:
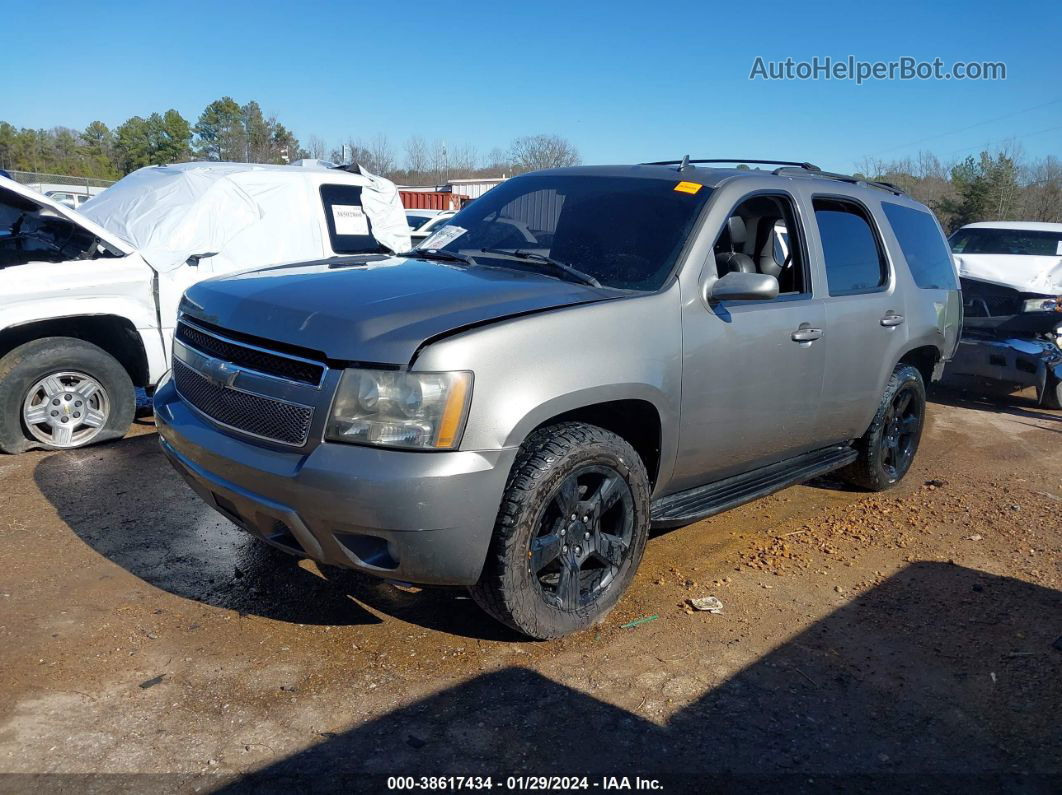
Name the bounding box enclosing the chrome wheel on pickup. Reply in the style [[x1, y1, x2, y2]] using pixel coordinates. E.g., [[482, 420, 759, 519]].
[[0, 337, 135, 454], [471, 422, 650, 639], [23, 371, 110, 448]]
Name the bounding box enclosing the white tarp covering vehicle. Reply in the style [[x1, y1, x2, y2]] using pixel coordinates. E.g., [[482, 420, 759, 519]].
[[0, 162, 410, 453]]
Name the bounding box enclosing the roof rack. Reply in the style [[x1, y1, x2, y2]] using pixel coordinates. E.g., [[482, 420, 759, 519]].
[[643, 158, 820, 170], [641, 156, 906, 196], [771, 166, 906, 195]]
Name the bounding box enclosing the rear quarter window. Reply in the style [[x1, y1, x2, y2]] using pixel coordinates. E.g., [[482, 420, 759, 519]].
[[319, 184, 385, 254], [882, 202, 958, 290]]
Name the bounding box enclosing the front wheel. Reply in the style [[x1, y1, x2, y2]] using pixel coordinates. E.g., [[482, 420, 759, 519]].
[[470, 422, 650, 639], [0, 337, 135, 454], [837, 364, 926, 491]]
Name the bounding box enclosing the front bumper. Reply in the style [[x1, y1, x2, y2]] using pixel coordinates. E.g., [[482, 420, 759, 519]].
[[154, 379, 517, 585], [941, 334, 1062, 401]]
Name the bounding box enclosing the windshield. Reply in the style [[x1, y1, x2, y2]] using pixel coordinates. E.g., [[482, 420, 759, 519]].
[[950, 227, 1062, 257], [406, 214, 434, 230], [419, 174, 712, 291], [0, 192, 112, 268]]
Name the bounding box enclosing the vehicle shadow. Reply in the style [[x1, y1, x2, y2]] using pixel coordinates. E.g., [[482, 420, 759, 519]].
[[928, 383, 1061, 423], [32, 433, 520, 640], [220, 562, 1061, 791]]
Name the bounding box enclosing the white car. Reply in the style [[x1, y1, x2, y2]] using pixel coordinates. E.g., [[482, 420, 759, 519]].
[[946, 221, 1062, 407], [0, 162, 410, 452], [407, 209, 456, 245], [951, 221, 1062, 296], [44, 190, 94, 210]]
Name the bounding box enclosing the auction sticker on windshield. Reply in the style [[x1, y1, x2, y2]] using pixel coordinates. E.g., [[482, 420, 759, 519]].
[[421, 225, 466, 249], [332, 204, 370, 236]]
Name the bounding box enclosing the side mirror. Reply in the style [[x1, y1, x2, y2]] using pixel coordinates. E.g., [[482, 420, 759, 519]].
[[707, 271, 779, 302], [186, 252, 219, 266]]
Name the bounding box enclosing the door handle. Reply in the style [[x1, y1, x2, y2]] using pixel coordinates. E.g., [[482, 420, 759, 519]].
[[791, 325, 823, 342], [880, 312, 905, 327]]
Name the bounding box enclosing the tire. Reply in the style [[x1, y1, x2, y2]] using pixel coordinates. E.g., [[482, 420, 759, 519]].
[[0, 337, 135, 454], [470, 422, 651, 639], [1042, 376, 1062, 410], [837, 364, 926, 492]]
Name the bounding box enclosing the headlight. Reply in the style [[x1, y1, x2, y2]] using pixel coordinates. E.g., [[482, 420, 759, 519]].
[[1022, 297, 1061, 313], [325, 369, 472, 450]]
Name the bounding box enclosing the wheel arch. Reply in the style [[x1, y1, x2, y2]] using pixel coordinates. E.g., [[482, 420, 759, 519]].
[[507, 390, 666, 490], [0, 315, 151, 387], [897, 344, 942, 385]]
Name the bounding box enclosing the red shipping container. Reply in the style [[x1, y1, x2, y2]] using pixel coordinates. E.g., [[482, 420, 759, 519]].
[[399, 191, 469, 211]]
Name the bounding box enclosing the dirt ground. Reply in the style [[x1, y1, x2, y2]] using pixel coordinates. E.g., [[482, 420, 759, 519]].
[[0, 387, 1059, 792]]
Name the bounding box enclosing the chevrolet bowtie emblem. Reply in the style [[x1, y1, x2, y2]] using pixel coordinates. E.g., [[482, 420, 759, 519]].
[[200, 358, 239, 389]]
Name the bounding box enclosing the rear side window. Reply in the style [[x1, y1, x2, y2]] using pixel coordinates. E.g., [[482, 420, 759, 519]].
[[319, 184, 385, 254], [882, 202, 957, 289], [813, 198, 888, 295]]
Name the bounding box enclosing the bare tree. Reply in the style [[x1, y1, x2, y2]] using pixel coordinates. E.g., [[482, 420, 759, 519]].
[[485, 147, 509, 175], [508, 134, 580, 173], [429, 139, 448, 185], [366, 134, 395, 176], [449, 142, 479, 178], [1020, 155, 1062, 222], [404, 135, 429, 176], [306, 135, 328, 160]]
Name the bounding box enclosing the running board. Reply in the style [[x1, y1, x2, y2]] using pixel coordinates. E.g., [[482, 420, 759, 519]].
[[650, 444, 857, 528]]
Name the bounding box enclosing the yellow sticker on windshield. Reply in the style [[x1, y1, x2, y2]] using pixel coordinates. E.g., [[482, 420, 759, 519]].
[[674, 181, 702, 194]]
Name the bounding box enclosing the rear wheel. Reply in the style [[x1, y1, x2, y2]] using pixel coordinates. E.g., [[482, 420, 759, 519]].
[[837, 364, 926, 491], [0, 338, 135, 454], [470, 422, 650, 639]]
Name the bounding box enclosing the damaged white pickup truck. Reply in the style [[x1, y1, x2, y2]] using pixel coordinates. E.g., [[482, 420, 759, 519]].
[[0, 163, 409, 453], [945, 221, 1062, 408]]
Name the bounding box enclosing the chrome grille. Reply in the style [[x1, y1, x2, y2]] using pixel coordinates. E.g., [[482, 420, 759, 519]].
[[173, 359, 313, 446], [175, 321, 324, 385]]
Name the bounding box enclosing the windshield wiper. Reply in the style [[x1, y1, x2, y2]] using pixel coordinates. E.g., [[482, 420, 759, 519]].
[[478, 248, 602, 287], [400, 248, 476, 266]]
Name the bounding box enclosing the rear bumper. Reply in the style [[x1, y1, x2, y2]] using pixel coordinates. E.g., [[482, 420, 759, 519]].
[[154, 379, 517, 585]]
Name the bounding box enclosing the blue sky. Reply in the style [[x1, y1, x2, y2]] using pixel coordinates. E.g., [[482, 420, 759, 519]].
[[3, 0, 1060, 171]]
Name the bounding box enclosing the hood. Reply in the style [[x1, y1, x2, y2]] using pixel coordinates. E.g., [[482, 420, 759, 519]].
[[0, 175, 134, 255], [180, 256, 614, 364], [954, 253, 1062, 295]]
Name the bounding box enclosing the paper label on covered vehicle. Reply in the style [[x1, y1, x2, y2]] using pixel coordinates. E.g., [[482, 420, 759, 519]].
[[420, 225, 466, 250], [332, 205, 369, 236]]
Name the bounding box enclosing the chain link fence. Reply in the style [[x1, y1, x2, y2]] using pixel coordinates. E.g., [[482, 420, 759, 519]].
[[5, 170, 116, 196]]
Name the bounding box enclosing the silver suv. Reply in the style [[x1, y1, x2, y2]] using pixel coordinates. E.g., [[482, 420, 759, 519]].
[[155, 159, 961, 638]]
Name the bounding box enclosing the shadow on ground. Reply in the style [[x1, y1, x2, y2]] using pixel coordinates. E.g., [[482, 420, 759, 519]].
[[928, 384, 1061, 424], [33, 433, 519, 640], [222, 562, 1060, 791]]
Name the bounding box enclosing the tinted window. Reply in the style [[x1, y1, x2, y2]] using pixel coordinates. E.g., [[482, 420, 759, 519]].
[[813, 199, 888, 295], [428, 174, 712, 291], [882, 202, 957, 290], [406, 214, 433, 230], [949, 227, 1062, 256], [319, 184, 386, 254]]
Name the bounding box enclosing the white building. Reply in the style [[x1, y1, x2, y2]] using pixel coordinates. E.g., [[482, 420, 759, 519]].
[[445, 177, 507, 200]]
